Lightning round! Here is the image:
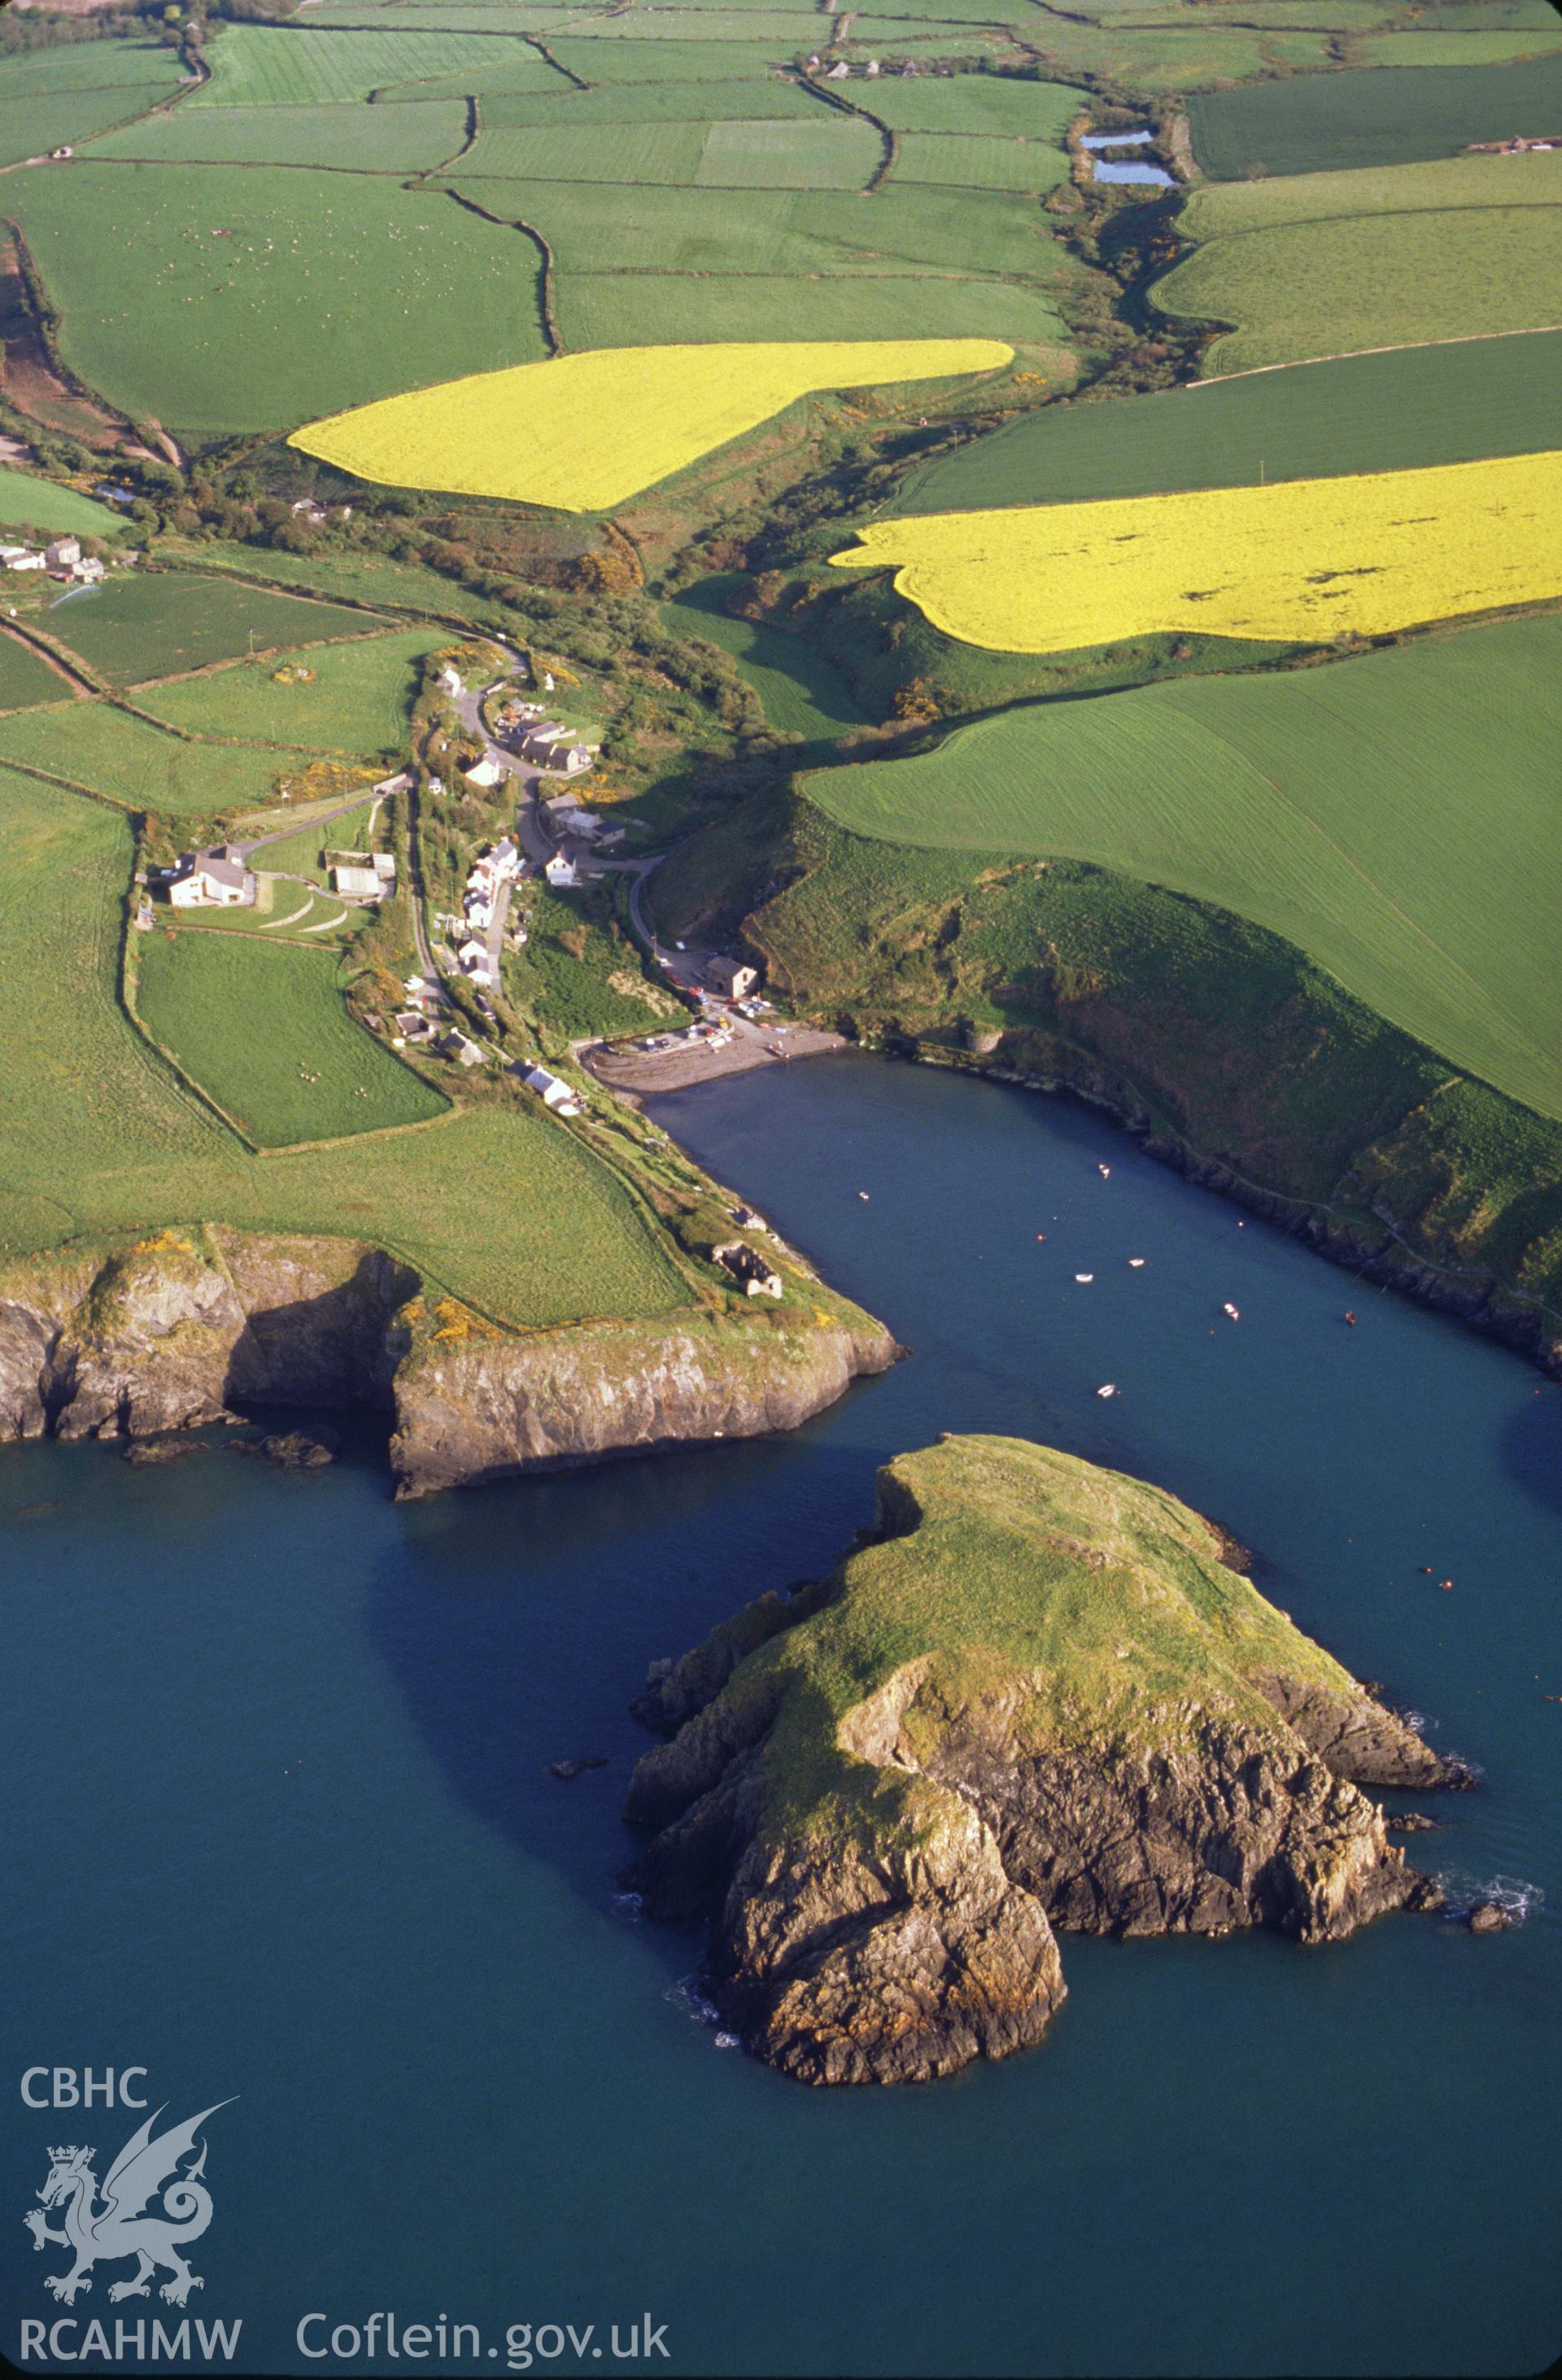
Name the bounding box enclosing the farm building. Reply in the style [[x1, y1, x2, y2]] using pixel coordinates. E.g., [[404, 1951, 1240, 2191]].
[[706, 954, 761, 1001], [517, 1063, 582, 1116], [45, 537, 81, 574], [0, 544, 43, 572], [163, 847, 257, 909], [331, 862, 382, 901]]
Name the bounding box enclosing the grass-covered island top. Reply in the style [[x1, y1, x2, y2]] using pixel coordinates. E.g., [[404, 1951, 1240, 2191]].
[[626, 1435, 1473, 2086]]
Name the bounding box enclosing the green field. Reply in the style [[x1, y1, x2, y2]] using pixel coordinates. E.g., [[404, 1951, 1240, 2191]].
[[890, 133, 1070, 192], [803, 618, 1562, 1120], [0, 469, 126, 538], [135, 929, 444, 1145], [666, 578, 869, 740], [447, 174, 1064, 280], [0, 636, 72, 714], [477, 77, 822, 125], [190, 24, 555, 106], [4, 164, 549, 438], [1188, 54, 1562, 177], [0, 700, 318, 814], [892, 330, 1562, 513], [89, 98, 473, 172], [1180, 149, 1562, 239], [556, 268, 1069, 350], [1154, 207, 1562, 376], [1356, 28, 1562, 66], [0, 771, 687, 1316], [38, 574, 384, 688], [862, 73, 1081, 140], [0, 37, 183, 166], [457, 111, 881, 186], [149, 540, 503, 625], [137, 628, 444, 755]]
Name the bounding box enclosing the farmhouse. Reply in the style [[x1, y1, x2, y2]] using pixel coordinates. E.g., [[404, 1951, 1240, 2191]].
[[45, 537, 81, 574], [544, 852, 582, 889], [517, 1063, 583, 1116], [438, 1029, 486, 1068], [161, 847, 256, 909], [706, 954, 761, 1001], [714, 1241, 783, 1299]]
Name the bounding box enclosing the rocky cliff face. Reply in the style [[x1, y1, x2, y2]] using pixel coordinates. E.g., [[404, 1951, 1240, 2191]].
[[625, 1436, 1473, 2086], [0, 1229, 897, 1494]]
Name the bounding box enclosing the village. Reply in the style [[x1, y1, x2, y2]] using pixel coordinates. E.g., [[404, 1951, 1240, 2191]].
[[137, 642, 813, 1234]]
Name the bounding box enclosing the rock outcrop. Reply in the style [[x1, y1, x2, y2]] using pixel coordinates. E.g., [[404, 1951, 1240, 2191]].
[[0, 1227, 897, 1495], [625, 1435, 1473, 2086]]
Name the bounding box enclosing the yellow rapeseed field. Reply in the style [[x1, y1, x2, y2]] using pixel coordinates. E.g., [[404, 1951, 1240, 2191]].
[[832, 450, 1562, 650], [290, 339, 1013, 512]]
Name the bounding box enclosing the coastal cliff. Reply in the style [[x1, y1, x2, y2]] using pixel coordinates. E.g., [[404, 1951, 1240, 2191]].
[[625, 1435, 1471, 2086], [651, 801, 1562, 1373], [0, 1229, 897, 1495]]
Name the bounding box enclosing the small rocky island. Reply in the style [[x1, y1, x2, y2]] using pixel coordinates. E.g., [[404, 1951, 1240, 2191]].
[[624, 1435, 1473, 2086]]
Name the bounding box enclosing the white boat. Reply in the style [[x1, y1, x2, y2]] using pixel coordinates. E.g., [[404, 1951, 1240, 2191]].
[[1097, 1383, 1117, 1399], [858, 1190, 870, 1201], [1098, 1164, 1110, 1178], [1223, 1302, 1240, 1320], [1129, 1258, 1145, 1269], [1075, 1272, 1094, 1283]]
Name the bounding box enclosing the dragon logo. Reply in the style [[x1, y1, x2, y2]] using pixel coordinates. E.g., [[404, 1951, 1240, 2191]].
[[24, 2102, 232, 2308]]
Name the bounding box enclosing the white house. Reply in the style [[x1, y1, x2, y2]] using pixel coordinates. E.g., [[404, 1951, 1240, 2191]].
[[45, 536, 81, 572], [464, 756, 506, 790], [543, 853, 582, 889], [70, 555, 106, 585], [436, 665, 465, 697], [518, 1064, 582, 1116], [164, 848, 256, 909], [0, 545, 43, 572]]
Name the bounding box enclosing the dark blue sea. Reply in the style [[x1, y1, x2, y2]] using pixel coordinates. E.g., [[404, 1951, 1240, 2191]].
[[5, 1055, 1558, 2376]]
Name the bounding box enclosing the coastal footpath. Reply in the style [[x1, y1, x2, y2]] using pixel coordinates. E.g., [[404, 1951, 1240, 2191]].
[[0, 1229, 897, 1496], [625, 1435, 1472, 2086]]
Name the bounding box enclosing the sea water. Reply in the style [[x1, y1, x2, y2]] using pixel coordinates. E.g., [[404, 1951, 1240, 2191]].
[[3, 1055, 1558, 2375]]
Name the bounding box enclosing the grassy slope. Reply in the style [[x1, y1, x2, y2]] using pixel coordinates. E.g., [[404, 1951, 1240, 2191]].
[[0, 771, 687, 1321], [721, 1435, 1365, 1828], [3, 164, 549, 438], [135, 928, 445, 1145], [41, 573, 385, 686], [0, 701, 320, 814], [88, 98, 473, 172], [0, 469, 127, 539], [801, 618, 1562, 1122], [188, 24, 556, 106], [136, 627, 443, 755], [651, 788, 1562, 1314], [1154, 205, 1562, 376], [1188, 54, 1562, 177], [892, 331, 1562, 514], [0, 637, 73, 714], [665, 578, 870, 739], [1180, 147, 1562, 237]]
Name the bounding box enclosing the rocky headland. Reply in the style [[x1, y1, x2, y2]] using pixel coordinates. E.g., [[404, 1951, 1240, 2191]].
[[624, 1434, 1473, 2086], [0, 1227, 897, 1496]]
